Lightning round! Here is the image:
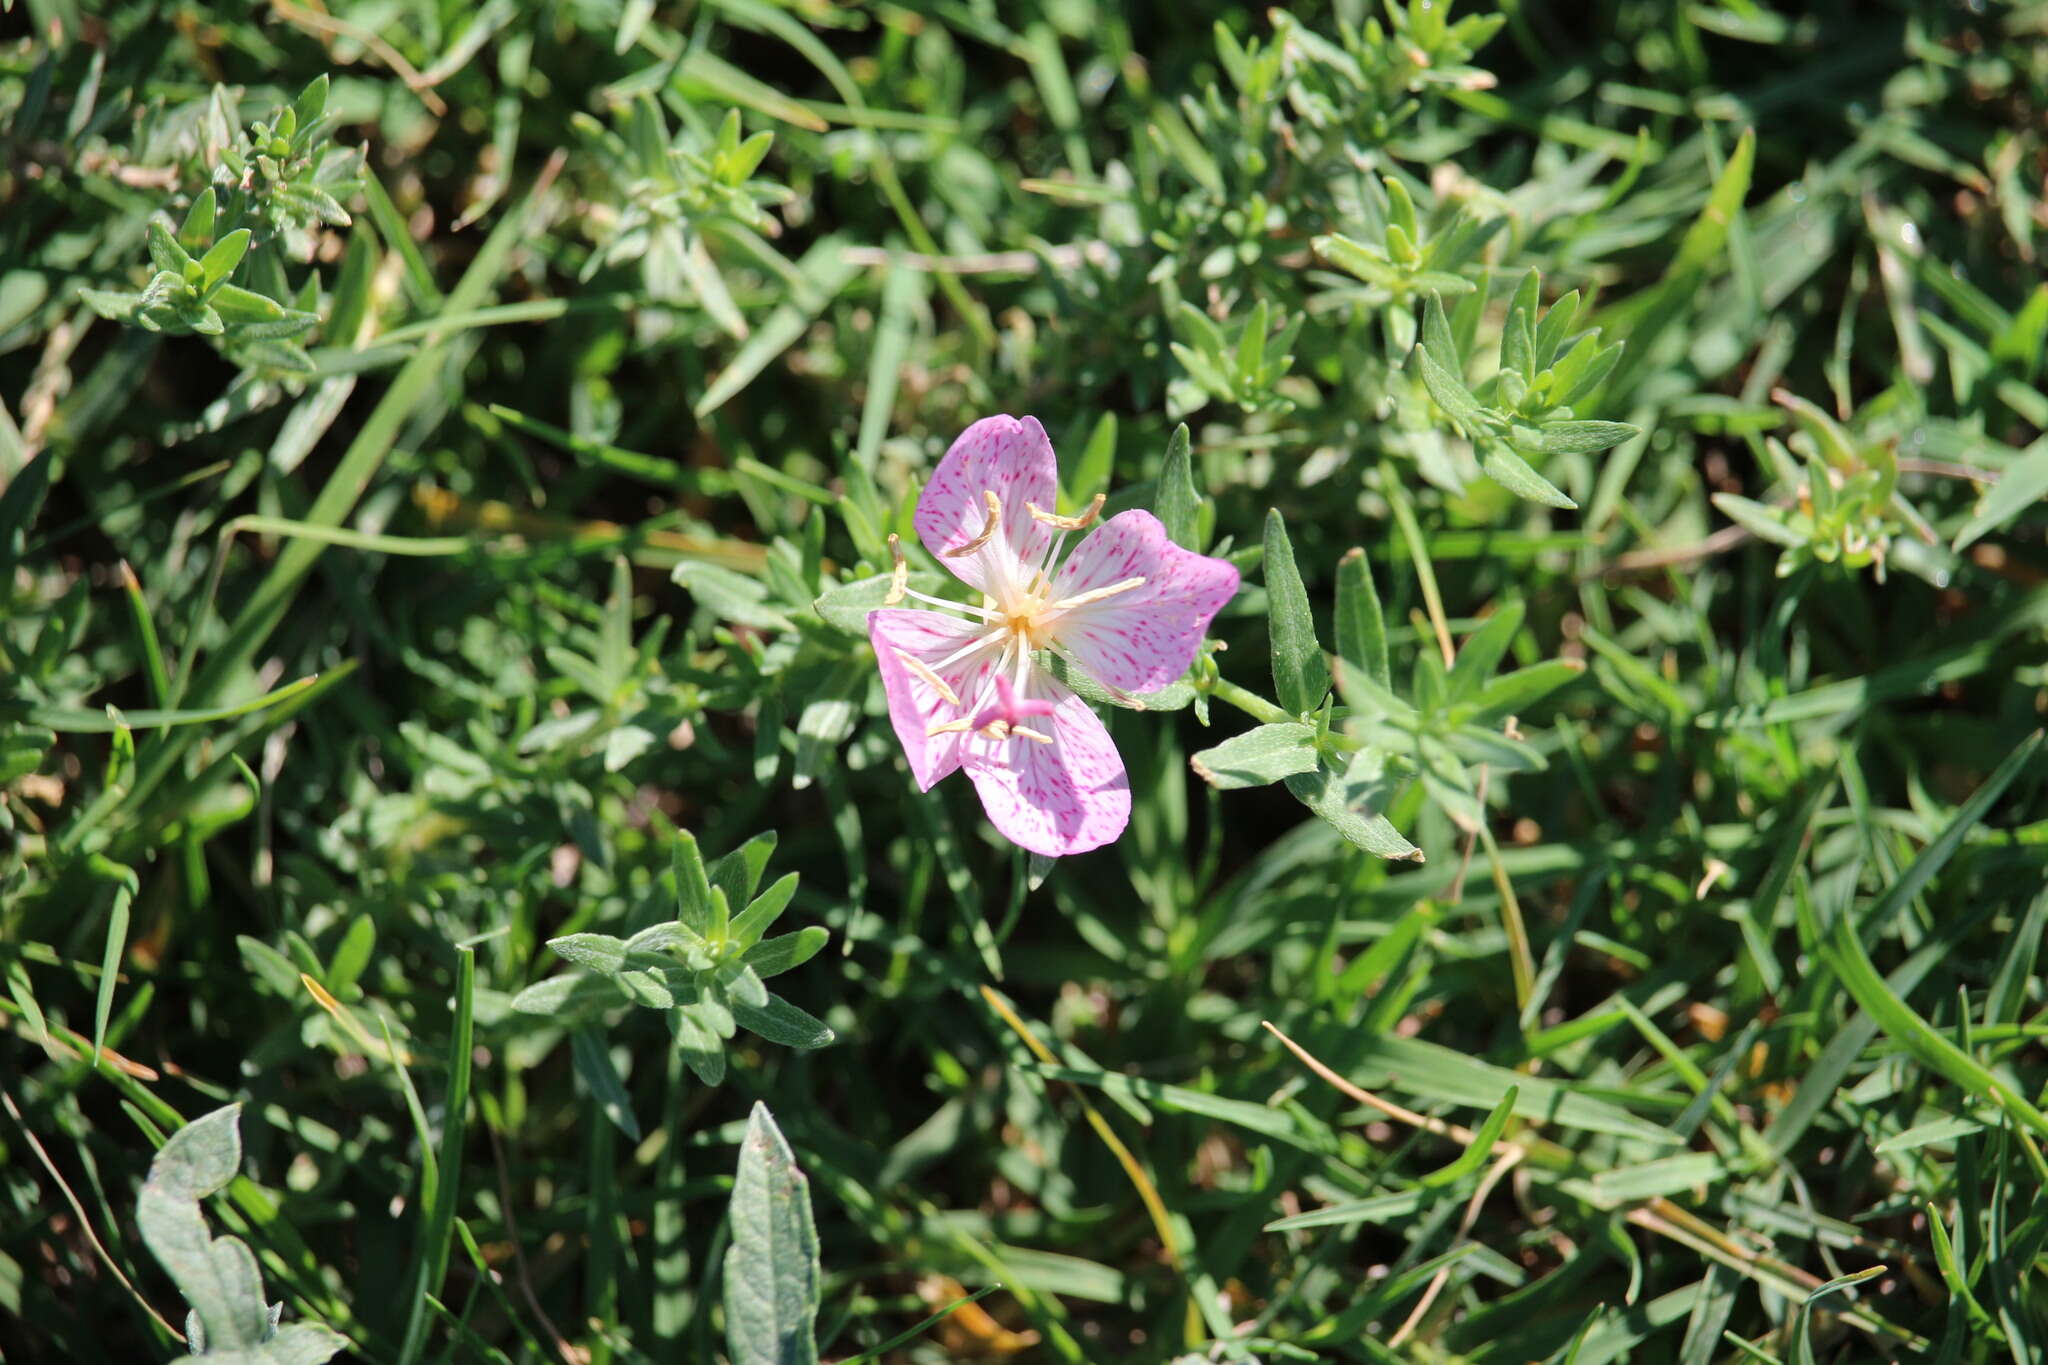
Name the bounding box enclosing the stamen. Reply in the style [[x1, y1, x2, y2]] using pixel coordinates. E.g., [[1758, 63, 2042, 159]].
[[894, 650, 962, 708], [902, 587, 997, 619], [1050, 575, 1146, 612], [942, 489, 1003, 559], [926, 718, 972, 736], [883, 533, 908, 606], [1026, 493, 1105, 532], [1011, 726, 1054, 745], [977, 720, 1012, 740], [1033, 529, 1070, 592], [931, 625, 1009, 673]]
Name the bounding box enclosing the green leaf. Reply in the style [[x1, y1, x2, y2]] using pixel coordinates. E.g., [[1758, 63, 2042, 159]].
[[1711, 493, 1806, 548], [728, 872, 800, 950], [1675, 127, 1756, 276], [1502, 269, 1540, 379], [1447, 600, 1525, 698], [696, 239, 858, 417], [1418, 1085, 1517, 1186], [137, 1105, 347, 1362], [1536, 419, 1639, 455], [675, 1003, 728, 1085], [1263, 509, 1329, 715], [1422, 292, 1458, 366], [1790, 1266, 1886, 1365], [1464, 659, 1583, 724], [548, 933, 629, 975], [1531, 289, 1581, 370], [1415, 342, 1489, 434], [147, 218, 195, 275], [1285, 748, 1420, 861], [711, 833, 780, 920], [813, 570, 934, 634], [1190, 722, 1319, 790], [1154, 423, 1201, 550], [25, 672, 324, 732], [208, 283, 289, 325], [732, 993, 835, 1049], [1817, 850, 2048, 1138], [1482, 445, 1577, 509], [673, 831, 718, 938], [674, 562, 793, 630], [1347, 1034, 1680, 1145], [571, 1030, 642, 1141], [198, 229, 252, 291], [1951, 438, 2048, 552], [742, 926, 828, 978], [724, 1103, 822, 1365], [1313, 232, 1389, 285], [1334, 547, 1390, 692]]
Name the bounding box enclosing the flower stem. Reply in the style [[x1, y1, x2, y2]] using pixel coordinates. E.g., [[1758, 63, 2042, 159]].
[[1208, 676, 1294, 725]]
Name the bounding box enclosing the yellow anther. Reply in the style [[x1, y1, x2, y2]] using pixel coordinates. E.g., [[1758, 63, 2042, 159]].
[[884, 533, 908, 606], [1010, 726, 1054, 745], [942, 489, 1003, 558], [1050, 575, 1146, 612], [926, 718, 972, 737], [1026, 493, 1106, 532], [894, 651, 962, 707]]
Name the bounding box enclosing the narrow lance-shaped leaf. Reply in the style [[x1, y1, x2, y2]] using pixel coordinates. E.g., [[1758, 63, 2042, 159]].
[[1154, 423, 1201, 550], [724, 1103, 822, 1365], [1482, 444, 1577, 510], [1263, 509, 1329, 715], [1190, 722, 1319, 790], [1335, 547, 1390, 691]]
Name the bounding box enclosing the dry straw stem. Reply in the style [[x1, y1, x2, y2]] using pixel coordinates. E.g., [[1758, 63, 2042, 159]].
[[1264, 1021, 1923, 1351]]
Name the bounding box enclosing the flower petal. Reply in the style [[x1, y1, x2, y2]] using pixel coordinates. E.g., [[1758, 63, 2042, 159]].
[[914, 415, 1058, 596], [868, 608, 1002, 791], [962, 669, 1129, 856], [1048, 509, 1240, 693]]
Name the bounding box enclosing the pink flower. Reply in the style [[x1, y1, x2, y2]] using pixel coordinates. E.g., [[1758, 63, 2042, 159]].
[[867, 415, 1240, 856]]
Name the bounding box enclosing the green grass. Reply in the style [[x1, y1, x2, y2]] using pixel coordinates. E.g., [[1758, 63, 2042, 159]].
[[3, 1, 2047, 1361]]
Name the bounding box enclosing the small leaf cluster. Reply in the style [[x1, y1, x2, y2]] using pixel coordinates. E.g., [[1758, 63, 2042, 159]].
[[1268, 1, 1506, 149], [1168, 297, 1303, 416], [1314, 175, 1499, 349], [1332, 599, 1580, 834], [1190, 511, 1424, 860], [1413, 270, 1638, 508], [78, 76, 356, 374], [511, 830, 833, 1086], [518, 558, 692, 771], [200, 76, 361, 245], [575, 99, 791, 336], [1197, 513, 1581, 856], [1714, 390, 1949, 584], [80, 204, 317, 357]]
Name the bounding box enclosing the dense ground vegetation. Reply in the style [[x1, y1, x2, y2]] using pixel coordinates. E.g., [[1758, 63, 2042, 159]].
[[4, 1, 2047, 1361]]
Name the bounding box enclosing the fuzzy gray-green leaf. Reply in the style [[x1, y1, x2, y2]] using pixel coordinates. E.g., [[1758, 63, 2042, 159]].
[[724, 1103, 822, 1365]]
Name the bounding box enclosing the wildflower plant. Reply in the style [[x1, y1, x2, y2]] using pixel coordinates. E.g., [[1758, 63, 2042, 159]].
[[868, 415, 1238, 855]]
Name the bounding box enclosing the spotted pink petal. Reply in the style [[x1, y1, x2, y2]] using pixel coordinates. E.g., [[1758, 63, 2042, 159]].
[[961, 668, 1129, 857], [1048, 509, 1240, 694], [913, 414, 1057, 596], [867, 608, 999, 791]]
